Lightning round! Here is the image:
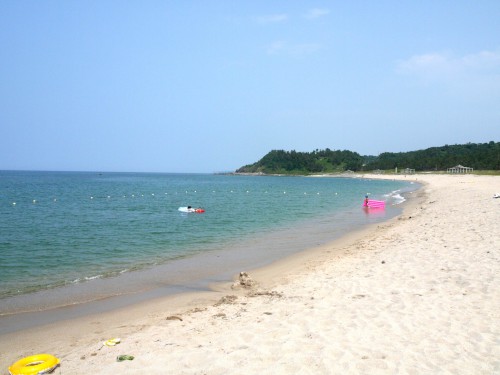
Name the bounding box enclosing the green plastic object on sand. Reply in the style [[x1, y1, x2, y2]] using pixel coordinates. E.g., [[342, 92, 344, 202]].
[[117, 355, 134, 362]]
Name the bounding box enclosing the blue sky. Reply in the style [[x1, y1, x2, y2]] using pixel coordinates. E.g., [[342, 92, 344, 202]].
[[1, 1, 499, 173]]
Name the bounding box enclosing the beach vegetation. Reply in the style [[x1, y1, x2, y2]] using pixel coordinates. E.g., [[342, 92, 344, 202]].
[[368, 141, 500, 171], [236, 141, 499, 175], [236, 149, 364, 175]]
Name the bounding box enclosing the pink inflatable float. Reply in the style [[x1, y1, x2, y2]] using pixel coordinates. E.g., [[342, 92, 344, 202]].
[[363, 199, 385, 208]]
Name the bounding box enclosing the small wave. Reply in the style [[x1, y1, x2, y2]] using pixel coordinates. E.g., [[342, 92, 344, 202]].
[[392, 194, 405, 204], [72, 274, 103, 284], [85, 275, 103, 281], [67, 268, 131, 287], [384, 189, 399, 196], [383, 190, 406, 205]]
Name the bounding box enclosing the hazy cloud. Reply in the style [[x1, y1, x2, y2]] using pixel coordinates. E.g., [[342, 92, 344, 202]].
[[305, 8, 330, 19], [267, 41, 286, 55], [396, 50, 500, 95], [267, 40, 322, 56], [256, 13, 288, 24], [397, 50, 500, 77]]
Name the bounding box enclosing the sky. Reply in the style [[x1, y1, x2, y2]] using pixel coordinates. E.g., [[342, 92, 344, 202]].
[[1, 1, 499, 173]]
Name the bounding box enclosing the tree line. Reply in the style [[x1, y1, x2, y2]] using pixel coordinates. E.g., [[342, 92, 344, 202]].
[[236, 141, 499, 174]]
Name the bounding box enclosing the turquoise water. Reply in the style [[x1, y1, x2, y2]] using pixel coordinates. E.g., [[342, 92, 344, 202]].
[[0, 171, 415, 313]]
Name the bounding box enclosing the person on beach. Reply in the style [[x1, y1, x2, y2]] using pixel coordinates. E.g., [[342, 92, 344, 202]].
[[364, 194, 369, 206]]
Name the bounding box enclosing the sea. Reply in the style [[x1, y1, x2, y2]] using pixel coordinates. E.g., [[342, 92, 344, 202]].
[[0, 171, 418, 329]]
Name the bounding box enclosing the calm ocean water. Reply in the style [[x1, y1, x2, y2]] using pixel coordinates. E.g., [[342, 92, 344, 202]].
[[0, 171, 416, 316]]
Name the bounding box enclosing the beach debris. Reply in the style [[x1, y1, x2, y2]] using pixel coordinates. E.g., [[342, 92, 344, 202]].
[[104, 338, 121, 346], [166, 315, 183, 321], [215, 295, 238, 306], [116, 355, 134, 362], [493, 193, 500, 199], [248, 290, 283, 298], [190, 307, 207, 313], [231, 272, 256, 289], [352, 294, 366, 299]]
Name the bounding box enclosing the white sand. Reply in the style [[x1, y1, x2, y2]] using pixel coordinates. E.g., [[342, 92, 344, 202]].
[[2, 174, 499, 374]]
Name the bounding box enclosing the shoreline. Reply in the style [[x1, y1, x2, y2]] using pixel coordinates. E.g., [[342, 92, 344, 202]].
[[0, 177, 414, 327], [0, 177, 421, 364], [2, 174, 499, 374]]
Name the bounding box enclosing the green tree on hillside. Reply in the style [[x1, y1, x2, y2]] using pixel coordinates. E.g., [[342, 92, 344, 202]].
[[236, 142, 499, 174]]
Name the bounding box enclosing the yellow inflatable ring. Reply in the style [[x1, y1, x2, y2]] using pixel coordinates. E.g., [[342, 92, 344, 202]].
[[9, 354, 59, 375]]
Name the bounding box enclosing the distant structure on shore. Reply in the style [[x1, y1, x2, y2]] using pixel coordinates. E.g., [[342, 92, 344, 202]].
[[397, 168, 415, 174], [447, 165, 474, 174]]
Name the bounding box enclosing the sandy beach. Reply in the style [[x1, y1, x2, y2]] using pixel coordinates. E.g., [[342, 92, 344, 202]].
[[2, 174, 499, 374]]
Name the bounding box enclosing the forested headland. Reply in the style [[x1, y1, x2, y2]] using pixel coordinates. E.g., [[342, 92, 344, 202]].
[[235, 141, 499, 175]]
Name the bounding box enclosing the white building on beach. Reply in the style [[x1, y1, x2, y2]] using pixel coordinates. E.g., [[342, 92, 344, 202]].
[[401, 168, 415, 174], [447, 164, 474, 173]]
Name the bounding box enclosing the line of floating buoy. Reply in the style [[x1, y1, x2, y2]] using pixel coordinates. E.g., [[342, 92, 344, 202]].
[[5, 190, 342, 207]]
